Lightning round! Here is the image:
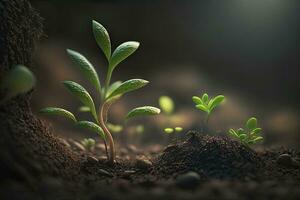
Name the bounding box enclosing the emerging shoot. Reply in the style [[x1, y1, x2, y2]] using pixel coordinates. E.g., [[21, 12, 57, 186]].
[[40, 20, 160, 164]]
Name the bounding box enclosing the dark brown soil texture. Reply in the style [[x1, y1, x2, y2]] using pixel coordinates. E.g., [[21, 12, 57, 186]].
[[1, 132, 300, 200]]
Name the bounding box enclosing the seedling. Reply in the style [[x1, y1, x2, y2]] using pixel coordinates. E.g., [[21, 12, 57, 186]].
[[228, 117, 263, 146], [81, 138, 96, 151], [40, 20, 160, 164], [159, 96, 184, 134], [0, 65, 36, 103], [192, 93, 225, 124]]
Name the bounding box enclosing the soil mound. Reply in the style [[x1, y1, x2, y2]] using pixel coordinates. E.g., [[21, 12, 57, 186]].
[[156, 132, 262, 179]]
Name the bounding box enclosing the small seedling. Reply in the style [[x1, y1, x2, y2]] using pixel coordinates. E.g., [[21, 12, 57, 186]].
[[192, 93, 225, 124], [81, 138, 96, 151], [40, 20, 160, 164], [0, 65, 36, 103], [228, 117, 263, 146], [159, 95, 184, 134]]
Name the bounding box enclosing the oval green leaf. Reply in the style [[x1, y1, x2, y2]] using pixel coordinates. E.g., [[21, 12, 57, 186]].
[[202, 93, 209, 104], [253, 136, 263, 142], [246, 117, 257, 130], [92, 20, 111, 60], [175, 127, 183, 132], [39, 107, 76, 122], [106, 81, 122, 98], [78, 106, 91, 112], [192, 96, 203, 105], [164, 128, 174, 134], [109, 41, 140, 72], [228, 129, 238, 138], [107, 79, 148, 99], [208, 95, 225, 111], [196, 104, 208, 113], [2, 65, 36, 99], [63, 81, 97, 121], [66, 49, 101, 93], [76, 121, 105, 140], [159, 96, 174, 114], [126, 106, 161, 120]]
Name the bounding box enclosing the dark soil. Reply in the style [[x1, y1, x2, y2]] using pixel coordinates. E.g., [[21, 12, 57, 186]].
[[1, 132, 300, 200]]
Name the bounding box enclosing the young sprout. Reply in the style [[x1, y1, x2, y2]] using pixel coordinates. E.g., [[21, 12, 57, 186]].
[[159, 95, 184, 134], [81, 138, 96, 151], [192, 93, 225, 124], [40, 20, 160, 164], [228, 117, 263, 146], [0, 65, 36, 103]]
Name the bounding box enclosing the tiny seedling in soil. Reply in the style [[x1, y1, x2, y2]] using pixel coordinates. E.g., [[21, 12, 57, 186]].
[[40, 20, 160, 164], [0, 65, 36, 104], [192, 93, 225, 125], [81, 138, 96, 151], [159, 95, 183, 134], [228, 117, 263, 146]]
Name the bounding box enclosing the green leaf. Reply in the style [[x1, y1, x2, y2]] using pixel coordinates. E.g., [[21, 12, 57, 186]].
[[2, 65, 36, 99], [126, 106, 161, 119], [159, 96, 174, 114], [107, 123, 123, 133], [239, 134, 247, 140], [250, 128, 262, 136], [92, 20, 111, 60], [192, 96, 203, 105], [253, 136, 263, 142], [175, 127, 183, 132], [40, 107, 76, 122], [228, 129, 239, 138], [202, 93, 209, 104], [164, 128, 174, 134], [208, 95, 225, 111], [106, 81, 122, 98], [246, 117, 257, 130], [78, 106, 91, 112], [237, 128, 245, 135], [63, 81, 97, 121], [109, 41, 140, 73], [66, 49, 101, 93], [107, 79, 148, 99], [196, 104, 209, 113], [76, 121, 105, 140]]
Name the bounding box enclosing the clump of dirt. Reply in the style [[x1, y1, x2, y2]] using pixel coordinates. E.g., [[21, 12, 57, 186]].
[[155, 131, 262, 179]]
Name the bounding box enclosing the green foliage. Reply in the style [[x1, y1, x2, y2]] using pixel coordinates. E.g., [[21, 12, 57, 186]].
[[81, 138, 96, 151], [76, 121, 106, 140], [193, 93, 225, 115], [40, 107, 77, 122], [107, 79, 149, 99], [1, 65, 36, 101], [66, 49, 101, 93], [126, 106, 161, 120], [107, 123, 123, 133], [228, 117, 263, 146], [63, 81, 98, 121], [40, 20, 159, 163], [159, 96, 174, 114]]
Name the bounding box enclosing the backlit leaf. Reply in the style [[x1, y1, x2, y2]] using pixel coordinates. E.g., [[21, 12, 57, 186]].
[[92, 20, 111, 60], [107, 79, 148, 99], [126, 106, 161, 119], [202, 93, 209, 104], [208, 95, 225, 111], [63, 81, 97, 121], [192, 96, 203, 105], [76, 121, 105, 140], [40, 107, 76, 122], [196, 104, 208, 113], [78, 106, 91, 112], [66, 49, 101, 93], [159, 96, 174, 114], [246, 117, 257, 130], [164, 128, 174, 134], [175, 127, 183, 132]]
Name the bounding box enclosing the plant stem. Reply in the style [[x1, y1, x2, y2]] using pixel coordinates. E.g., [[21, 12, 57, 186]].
[[99, 102, 115, 164]]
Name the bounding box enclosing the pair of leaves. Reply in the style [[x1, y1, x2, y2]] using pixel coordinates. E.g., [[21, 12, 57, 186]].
[[228, 117, 263, 146], [192, 93, 225, 114], [126, 106, 161, 120], [159, 96, 174, 114], [164, 127, 183, 134], [1, 65, 36, 101], [92, 20, 139, 85]]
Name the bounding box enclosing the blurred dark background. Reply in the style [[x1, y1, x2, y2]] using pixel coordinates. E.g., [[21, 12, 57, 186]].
[[30, 0, 300, 146]]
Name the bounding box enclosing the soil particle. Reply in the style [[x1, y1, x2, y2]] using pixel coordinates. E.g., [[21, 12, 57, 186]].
[[175, 171, 201, 189], [135, 156, 153, 169], [277, 154, 300, 168]]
